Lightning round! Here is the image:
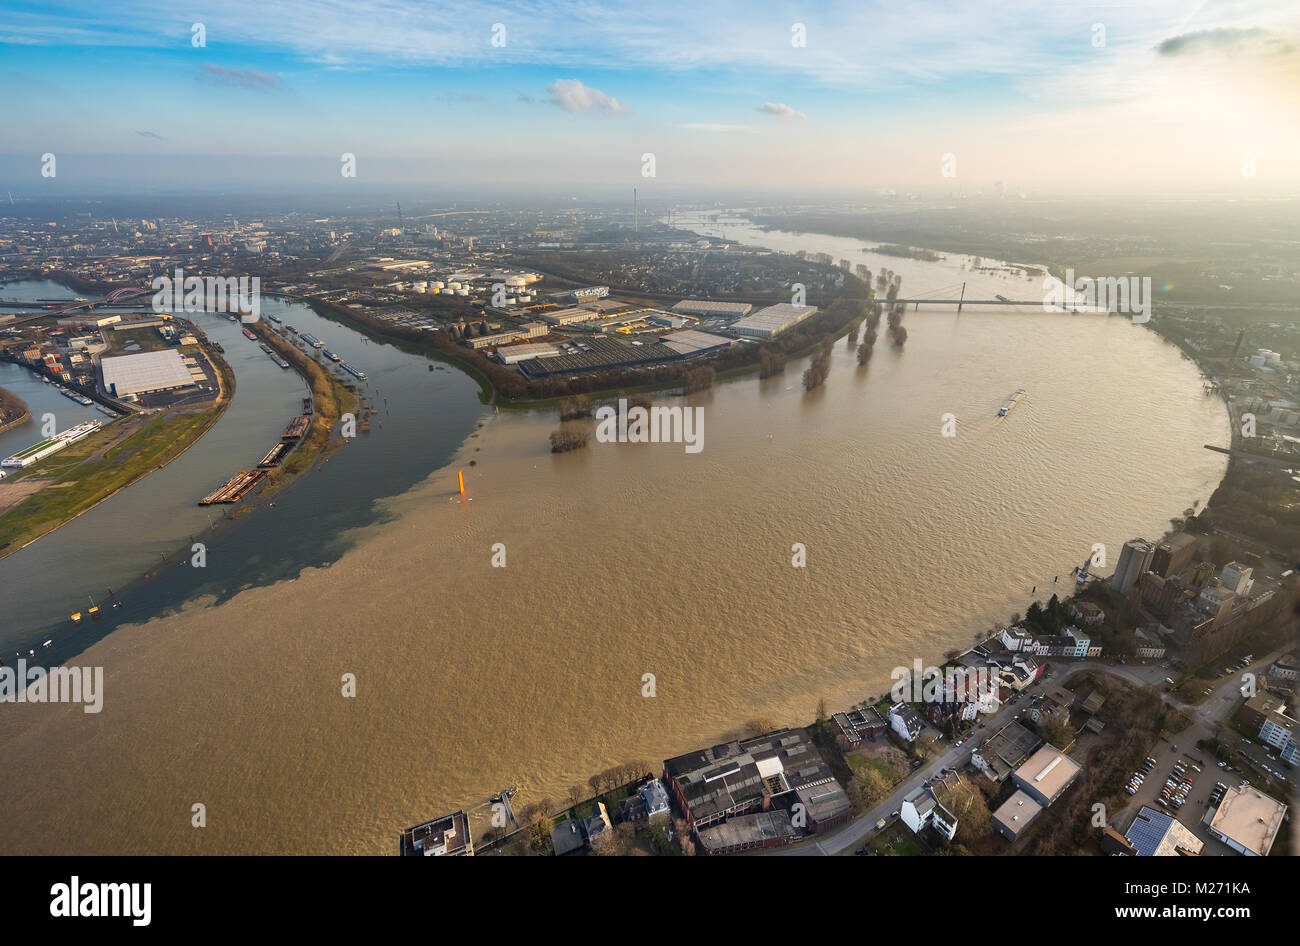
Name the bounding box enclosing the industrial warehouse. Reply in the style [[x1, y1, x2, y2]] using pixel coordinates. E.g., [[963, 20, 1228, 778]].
[[515, 330, 732, 378], [100, 349, 196, 400], [728, 302, 819, 338]]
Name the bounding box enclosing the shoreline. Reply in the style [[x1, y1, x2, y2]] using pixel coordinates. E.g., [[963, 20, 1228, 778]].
[[0, 296, 1234, 855], [404, 322, 1236, 817], [0, 383, 32, 436], [0, 346, 236, 565]]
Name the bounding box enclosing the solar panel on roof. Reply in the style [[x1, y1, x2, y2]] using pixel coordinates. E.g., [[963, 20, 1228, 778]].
[[1125, 808, 1175, 856]]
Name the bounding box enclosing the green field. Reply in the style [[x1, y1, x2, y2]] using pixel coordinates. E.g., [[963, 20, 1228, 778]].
[[0, 408, 219, 557]]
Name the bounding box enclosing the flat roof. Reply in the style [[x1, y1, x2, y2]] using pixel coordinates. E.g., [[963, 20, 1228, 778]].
[[1208, 785, 1287, 856], [696, 810, 793, 851], [101, 349, 194, 396], [992, 790, 1042, 835], [1014, 745, 1082, 800], [975, 720, 1042, 778], [671, 299, 753, 315], [1125, 806, 1203, 856], [659, 329, 733, 356], [729, 303, 818, 335]]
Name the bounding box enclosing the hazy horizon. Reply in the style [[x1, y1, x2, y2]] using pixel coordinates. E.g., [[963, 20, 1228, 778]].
[[3, 0, 1299, 196]]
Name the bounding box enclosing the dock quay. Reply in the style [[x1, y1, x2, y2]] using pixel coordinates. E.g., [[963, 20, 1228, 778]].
[[281, 414, 310, 440], [198, 469, 269, 505], [258, 442, 290, 468]]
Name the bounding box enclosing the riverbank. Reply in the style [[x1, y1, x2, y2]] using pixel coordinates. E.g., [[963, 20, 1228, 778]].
[[0, 301, 1231, 854], [306, 290, 869, 412], [0, 351, 234, 562], [251, 323, 353, 487], [0, 384, 32, 434]]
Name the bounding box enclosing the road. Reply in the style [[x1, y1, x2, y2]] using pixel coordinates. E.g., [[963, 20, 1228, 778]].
[[773, 648, 1290, 856], [773, 677, 1049, 856]]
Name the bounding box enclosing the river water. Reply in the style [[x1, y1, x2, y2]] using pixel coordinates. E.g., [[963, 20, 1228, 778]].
[[0, 281, 488, 655], [0, 226, 1229, 854]]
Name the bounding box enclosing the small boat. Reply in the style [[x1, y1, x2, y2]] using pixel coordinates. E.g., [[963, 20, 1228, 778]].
[[70, 612, 82, 625]]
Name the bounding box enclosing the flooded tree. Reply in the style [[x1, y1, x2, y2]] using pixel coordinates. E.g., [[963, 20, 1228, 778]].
[[557, 394, 592, 421], [683, 365, 715, 393], [759, 348, 786, 378], [549, 423, 590, 453], [802, 342, 832, 391]]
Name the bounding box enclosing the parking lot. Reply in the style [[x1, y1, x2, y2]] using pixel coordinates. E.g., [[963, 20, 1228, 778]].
[[1110, 725, 1254, 856]]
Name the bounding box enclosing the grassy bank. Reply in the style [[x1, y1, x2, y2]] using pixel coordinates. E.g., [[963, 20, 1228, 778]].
[[0, 408, 222, 559], [0, 347, 234, 559], [254, 325, 353, 485]]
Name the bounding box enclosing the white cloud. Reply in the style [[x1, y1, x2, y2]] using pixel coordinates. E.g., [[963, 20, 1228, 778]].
[[755, 102, 806, 120], [546, 78, 625, 114]]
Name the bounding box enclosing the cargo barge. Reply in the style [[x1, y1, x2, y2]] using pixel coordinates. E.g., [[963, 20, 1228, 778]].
[[339, 360, 367, 381], [997, 388, 1026, 417], [281, 414, 311, 440], [197, 469, 268, 505], [258, 442, 290, 467]]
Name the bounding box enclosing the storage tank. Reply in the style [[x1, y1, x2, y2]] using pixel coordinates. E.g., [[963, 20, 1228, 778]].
[[506, 276, 526, 288]]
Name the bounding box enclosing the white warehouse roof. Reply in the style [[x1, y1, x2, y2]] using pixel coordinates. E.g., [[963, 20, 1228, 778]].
[[101, 349, 195, 397]]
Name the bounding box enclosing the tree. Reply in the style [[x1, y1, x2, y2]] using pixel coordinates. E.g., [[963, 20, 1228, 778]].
[[1039, 716, 1073, 749], [522, 803, 554, 855], [759, 348, 786, 378], [683, 365, 715, 393], [851, 766, 893, 809], [549, 423, 590, 453], [591, 822, 636, 856], [803, 342, 832, 391], [856, 337, 875, 365], [935, 782, 992, 844]]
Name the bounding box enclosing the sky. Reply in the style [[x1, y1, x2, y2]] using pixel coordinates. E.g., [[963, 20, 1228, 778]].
[[2, 0, 1299, 196]]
